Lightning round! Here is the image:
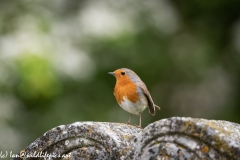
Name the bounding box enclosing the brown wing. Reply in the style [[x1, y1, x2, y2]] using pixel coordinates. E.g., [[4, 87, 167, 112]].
[[139, 85, 160, 116]]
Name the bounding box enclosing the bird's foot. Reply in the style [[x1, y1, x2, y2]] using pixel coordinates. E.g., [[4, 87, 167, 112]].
[[133, 124, 142, 129], [124, 122, 142, 128], [125, 121, 131, 125]]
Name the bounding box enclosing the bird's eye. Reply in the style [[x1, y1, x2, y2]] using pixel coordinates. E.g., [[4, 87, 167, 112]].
[[121, 72, 125, 75]]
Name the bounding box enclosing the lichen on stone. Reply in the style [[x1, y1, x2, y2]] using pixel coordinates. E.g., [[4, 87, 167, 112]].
[[14, 117, 240, 160]]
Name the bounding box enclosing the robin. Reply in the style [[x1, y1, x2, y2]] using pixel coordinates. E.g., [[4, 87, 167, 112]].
[[108, 68, 160, 127]]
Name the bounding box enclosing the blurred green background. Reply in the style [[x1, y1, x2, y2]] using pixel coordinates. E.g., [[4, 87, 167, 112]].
[[0, 0, 240, 154]]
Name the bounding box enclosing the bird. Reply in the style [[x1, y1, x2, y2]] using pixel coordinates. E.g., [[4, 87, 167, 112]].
[[108, 68, 160, 127]]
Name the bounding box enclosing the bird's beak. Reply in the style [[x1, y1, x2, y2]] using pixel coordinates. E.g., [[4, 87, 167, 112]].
[[108, 72, 115, 76]]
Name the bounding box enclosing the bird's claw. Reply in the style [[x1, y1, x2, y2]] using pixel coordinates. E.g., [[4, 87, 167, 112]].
[[133, 124, 142, 129], [125, 121, 130, 125]]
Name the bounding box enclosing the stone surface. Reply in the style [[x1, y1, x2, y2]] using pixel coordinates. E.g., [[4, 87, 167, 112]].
[[14, 117, 240, 160], [135, 117, 240, 160], [15, 122, 141, 160]]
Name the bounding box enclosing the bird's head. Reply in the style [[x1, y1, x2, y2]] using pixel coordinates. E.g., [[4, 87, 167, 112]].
[[108, 68, 141, 83]]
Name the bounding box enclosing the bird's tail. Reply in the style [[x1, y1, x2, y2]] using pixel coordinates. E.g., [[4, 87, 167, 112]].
[[148, 104, 161, 116], [155, 105, 161, 110]]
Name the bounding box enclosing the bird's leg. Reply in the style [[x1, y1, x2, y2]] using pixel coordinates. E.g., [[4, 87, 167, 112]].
[[126, 114, 132, 124], [138, 113, 142, 128], [133, 113, 142, 128]]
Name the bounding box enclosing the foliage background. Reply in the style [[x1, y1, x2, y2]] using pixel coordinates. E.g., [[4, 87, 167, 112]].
[[0, 0, 240, 154]]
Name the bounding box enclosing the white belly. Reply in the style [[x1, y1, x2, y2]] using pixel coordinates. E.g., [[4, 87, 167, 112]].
[[118, 96, 148, 115]]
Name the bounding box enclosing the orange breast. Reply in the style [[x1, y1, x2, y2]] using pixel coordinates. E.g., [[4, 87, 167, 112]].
[[114, 79, 139, 104]]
